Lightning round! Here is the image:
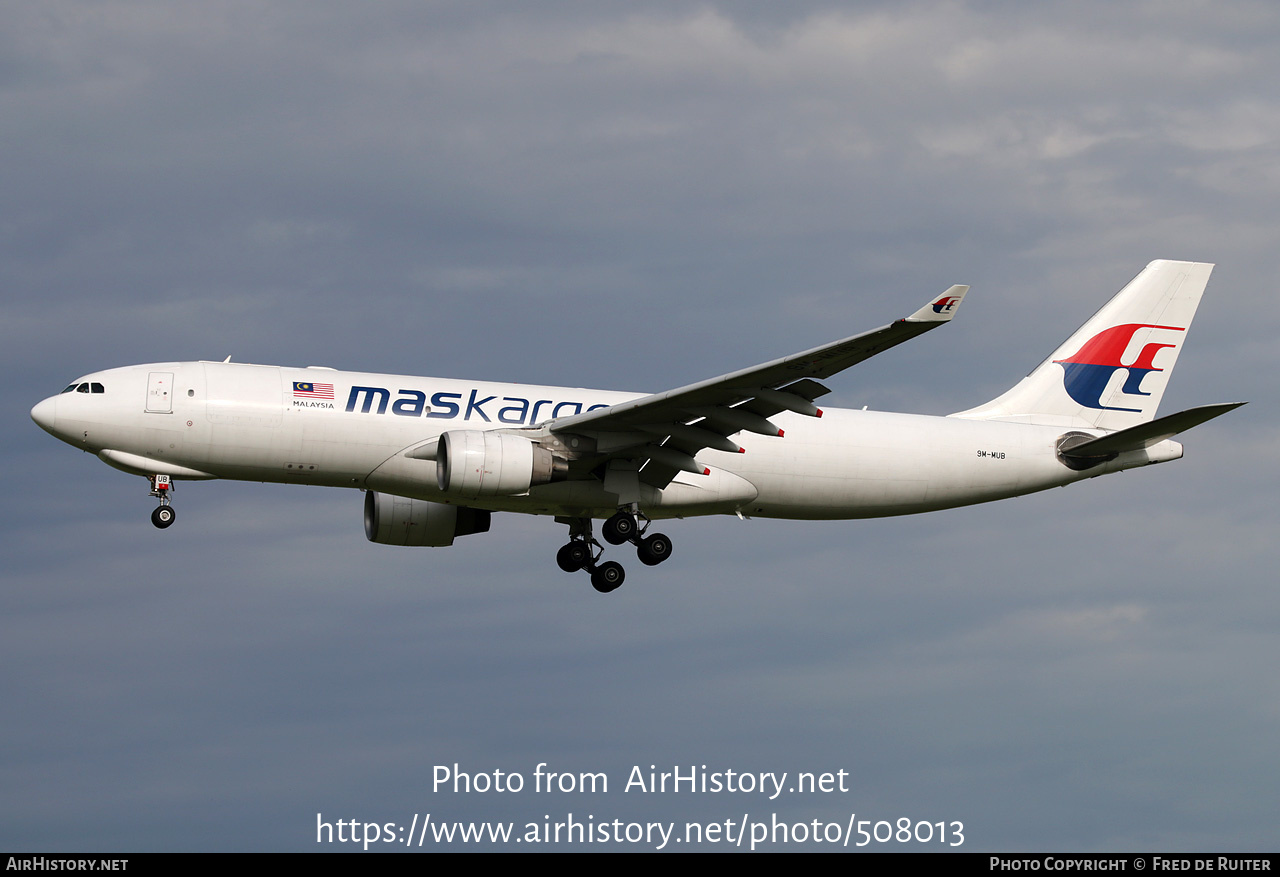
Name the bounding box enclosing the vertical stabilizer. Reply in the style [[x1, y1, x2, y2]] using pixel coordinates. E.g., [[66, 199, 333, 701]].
[[952, 261, 1213, 430]]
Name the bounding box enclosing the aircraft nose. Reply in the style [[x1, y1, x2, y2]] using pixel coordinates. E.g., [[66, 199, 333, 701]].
[[30, 397, 57, 434]]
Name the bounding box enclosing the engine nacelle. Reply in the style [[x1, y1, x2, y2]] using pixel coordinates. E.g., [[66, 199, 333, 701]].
[[436, 430, 564, 498], [364, 491, 491, 547]]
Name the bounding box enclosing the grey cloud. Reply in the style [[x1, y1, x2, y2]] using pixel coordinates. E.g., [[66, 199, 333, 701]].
[[3, 0, 1276, 850]]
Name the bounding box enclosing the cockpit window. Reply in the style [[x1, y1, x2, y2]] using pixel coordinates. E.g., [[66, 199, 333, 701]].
[[61, 382, 105, 394]]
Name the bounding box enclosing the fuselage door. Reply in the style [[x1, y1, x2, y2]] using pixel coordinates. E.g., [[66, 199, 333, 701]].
[[146, 372, 174, 413]]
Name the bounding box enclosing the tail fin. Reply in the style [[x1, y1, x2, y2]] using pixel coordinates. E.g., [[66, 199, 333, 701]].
[[952, 260, 1214, 430]]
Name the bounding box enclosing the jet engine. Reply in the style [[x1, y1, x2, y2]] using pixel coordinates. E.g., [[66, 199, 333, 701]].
[[435, 430, 565, 498], [364, 491, 490, 547]]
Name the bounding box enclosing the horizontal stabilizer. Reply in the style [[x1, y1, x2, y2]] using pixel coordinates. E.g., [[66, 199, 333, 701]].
[[1060, 402, 1245, 459]]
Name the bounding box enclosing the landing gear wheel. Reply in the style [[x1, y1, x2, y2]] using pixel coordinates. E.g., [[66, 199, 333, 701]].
[[151, 506, 175, 529], [556, 541, 591, 573], [637, 532, 672, 566], [602, 511, 637, 545], [590, 561, 625, 593]]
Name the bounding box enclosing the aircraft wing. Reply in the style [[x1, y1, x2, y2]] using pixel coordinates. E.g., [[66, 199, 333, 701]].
[[545, 286, 968, 486]]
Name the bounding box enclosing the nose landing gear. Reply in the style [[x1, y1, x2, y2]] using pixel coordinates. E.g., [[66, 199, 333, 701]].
[[148, 475, 175, 529]]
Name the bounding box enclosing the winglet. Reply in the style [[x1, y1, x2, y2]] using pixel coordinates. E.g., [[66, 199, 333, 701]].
[[906, 285, 968, 323]]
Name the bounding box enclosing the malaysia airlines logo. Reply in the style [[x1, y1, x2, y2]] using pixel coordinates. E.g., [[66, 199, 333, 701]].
[[1053, 323, 1185, 412], [293, 381, 334, 400], [932, 295, 961, 314]]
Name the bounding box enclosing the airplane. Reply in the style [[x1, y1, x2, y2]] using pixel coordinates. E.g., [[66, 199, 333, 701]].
[[31, 260, 1243, 593]]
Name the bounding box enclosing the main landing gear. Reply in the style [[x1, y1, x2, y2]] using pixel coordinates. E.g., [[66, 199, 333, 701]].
[[556, 509, 673, 593], [148, 475, 176, 529]]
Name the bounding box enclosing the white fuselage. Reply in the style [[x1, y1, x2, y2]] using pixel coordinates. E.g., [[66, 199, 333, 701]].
[[33, 360, 1182, 522]]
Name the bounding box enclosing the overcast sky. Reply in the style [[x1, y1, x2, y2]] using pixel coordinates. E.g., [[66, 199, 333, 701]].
[[3, 0, 1277, 852]]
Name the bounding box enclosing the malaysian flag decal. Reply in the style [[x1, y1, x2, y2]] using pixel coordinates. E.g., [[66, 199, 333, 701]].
[[293, 381, 334, 399]]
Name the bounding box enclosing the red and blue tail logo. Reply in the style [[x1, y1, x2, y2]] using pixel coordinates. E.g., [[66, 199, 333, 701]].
[[1054, 323, 1185, 412], [931, 295, 962, 314]]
